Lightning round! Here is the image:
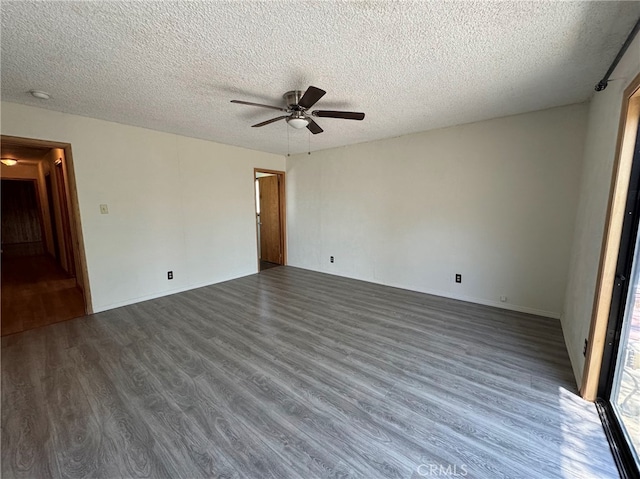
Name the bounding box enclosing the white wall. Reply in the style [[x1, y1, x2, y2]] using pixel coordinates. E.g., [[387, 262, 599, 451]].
[[287, 104, 588, 318], [562, 35, 640, 388], [1, 102, 284, 312]]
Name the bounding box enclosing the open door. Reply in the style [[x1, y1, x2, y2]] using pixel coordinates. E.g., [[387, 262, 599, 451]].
[[255, 169, 286, 271]]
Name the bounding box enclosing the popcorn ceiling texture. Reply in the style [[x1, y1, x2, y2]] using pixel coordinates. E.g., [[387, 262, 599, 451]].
[[2, 1, 639, 155]]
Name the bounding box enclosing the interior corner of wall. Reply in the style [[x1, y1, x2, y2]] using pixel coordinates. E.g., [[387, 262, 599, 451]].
[[557, 316, 580, 386]]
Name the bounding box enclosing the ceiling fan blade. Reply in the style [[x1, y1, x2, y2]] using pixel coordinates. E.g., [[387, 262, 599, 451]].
[[252, 116, 288, 127], [231, 100, 287, 112], [298, 86, 326, 109], [306, 119, 323, 135], [312, 110, 365, 120]]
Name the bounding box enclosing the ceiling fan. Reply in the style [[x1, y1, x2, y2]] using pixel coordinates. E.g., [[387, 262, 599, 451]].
[[231, 86, 365, 135]]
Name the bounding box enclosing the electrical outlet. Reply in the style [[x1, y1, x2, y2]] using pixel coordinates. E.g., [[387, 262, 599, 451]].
[[330, 256, 334, 263], [167, 271, 173, 280], [99, 204, 109, 214], [500, 296, 507, 302], [455, 274, 461, 283]]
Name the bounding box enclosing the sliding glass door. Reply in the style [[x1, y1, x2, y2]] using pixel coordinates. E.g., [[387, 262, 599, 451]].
[[599, 119, 640, 477], [609, 230, 640, 465]]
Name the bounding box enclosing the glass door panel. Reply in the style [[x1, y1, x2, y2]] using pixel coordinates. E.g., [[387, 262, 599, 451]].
[[611, 228, 640, 464]]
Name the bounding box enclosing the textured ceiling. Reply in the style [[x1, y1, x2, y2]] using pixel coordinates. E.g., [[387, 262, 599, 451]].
[[2, 1, 639, 155]]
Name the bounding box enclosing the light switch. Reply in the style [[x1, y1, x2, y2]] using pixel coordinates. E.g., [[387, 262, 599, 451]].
[[99, 204, 109, 214]]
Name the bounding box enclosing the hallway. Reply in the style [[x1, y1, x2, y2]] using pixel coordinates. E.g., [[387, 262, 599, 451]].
[[1, 254, 85, 336]]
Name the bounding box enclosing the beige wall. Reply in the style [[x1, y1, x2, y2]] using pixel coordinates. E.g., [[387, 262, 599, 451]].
[[562, 34, 640, 388], [287, 103, 588, 318], [1, 102, 285, 313]]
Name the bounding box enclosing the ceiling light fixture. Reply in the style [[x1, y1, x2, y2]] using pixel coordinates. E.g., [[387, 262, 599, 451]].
[[1, 158, 18, 166], [29, 90, 51, 100], [286, 111, 310, 129]]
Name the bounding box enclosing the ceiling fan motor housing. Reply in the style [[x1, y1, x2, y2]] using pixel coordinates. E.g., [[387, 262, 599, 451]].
[[284, 90, 304, 110]]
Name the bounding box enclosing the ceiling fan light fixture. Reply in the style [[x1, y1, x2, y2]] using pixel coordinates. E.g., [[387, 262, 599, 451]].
[[286, 117, 310, 129], [1, 158, 18, 166]]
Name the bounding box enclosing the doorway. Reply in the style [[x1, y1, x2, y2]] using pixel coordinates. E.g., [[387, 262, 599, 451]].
[[254, 169, 286, 271], [1, 135, 91, 335]]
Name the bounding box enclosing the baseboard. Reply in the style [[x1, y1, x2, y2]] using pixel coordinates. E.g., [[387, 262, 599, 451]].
[[93, 265, 562, 319], [441, 291, 561, 319], [91, 270, 257, 313], [290, 265, 561, 319]]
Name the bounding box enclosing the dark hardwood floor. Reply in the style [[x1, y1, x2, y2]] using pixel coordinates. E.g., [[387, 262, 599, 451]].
[[259, 260, 281, 271], [1, 267, 618, 478], [1, 254, 85, 336]]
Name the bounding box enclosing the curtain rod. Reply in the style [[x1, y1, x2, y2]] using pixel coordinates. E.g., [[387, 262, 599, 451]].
[[595, 17, 640, 92]]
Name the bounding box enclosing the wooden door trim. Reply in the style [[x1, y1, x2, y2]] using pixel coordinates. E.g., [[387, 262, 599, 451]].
[[1, 135, 92, 314], [55, 161, 75, 275], [581, 72, 640, 401], [254, 168, 286, 269]]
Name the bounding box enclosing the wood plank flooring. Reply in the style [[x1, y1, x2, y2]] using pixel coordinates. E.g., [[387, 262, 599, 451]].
[[1, 266, 619, 478], [1, 254, 85, 336], [259, 260, 281, 271]]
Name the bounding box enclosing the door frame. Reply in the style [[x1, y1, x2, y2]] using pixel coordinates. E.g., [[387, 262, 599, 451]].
[[55, 160, 75, 275], [44, 172, 61, 262], [254, 168, 286, 270], [1, 135, 92, 314]]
